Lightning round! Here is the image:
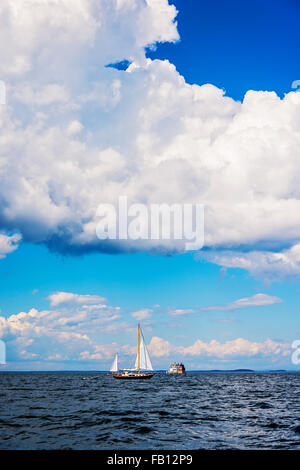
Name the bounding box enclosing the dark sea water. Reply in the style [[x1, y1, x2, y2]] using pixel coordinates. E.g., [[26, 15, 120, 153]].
[[0, 372, 300, 450]]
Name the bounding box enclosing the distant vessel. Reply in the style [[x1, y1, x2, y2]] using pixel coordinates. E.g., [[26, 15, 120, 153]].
[[166, 362, 186, 374], [110, 324, 154, 380]]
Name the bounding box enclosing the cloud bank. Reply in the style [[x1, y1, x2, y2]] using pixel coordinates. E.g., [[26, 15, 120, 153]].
[[0, 0, 300, 278], [201, 243, 300, 280], [0, 292, 291, 369], [48, 291, 106, 307], [148, 336, 291, 361]]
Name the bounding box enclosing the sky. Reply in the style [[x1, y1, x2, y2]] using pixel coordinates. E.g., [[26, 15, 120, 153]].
[[0, 0, 300, 371]]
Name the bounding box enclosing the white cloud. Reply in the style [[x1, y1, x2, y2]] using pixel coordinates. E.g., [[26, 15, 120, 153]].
[[148, 336, 172, 357], [0, 295, 291, 368], [0, 299, 122, 364], [13, 83, 70, 107], [131, 308, 153, 320], [202, 293, 282, 312], [201, 243, 300, 280], [0, 0, 178, 78], [66, 120, 84, 137], [177, 337, 291, 359], [2, 61, 299, 264], [0, 233, 21, 258], [48, 291, 106, 307], [148, 335, 290, 360]]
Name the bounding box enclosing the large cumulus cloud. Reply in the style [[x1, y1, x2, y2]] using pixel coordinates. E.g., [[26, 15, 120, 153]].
[[0, 0, 300, 277]]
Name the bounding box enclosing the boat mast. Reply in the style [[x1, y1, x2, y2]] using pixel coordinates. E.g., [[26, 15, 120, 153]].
[[116, 352, 118, 373], [138, 323, 140, 374]]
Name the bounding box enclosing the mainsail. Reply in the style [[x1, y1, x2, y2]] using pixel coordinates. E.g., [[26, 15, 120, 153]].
[[134, 328, 153, 371], [110, 353, 118, 372]]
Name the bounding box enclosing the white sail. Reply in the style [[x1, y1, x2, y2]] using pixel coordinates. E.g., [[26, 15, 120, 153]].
[[110, 353, 118, 372], [134, 329, 153, 371]]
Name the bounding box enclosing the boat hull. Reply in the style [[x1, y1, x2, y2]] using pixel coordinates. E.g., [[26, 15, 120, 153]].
[[112, 373, 154, 380]]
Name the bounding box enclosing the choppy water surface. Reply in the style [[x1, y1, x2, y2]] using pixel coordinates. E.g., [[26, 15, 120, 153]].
[[0, 372, 300, 449]]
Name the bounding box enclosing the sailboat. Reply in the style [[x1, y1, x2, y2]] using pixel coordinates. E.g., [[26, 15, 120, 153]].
[[110, 324, 154, 380]]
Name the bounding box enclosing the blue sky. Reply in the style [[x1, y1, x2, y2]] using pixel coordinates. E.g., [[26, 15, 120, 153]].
[[0, 0, 299, 370]]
